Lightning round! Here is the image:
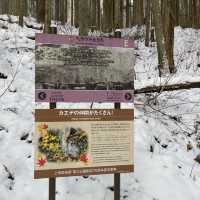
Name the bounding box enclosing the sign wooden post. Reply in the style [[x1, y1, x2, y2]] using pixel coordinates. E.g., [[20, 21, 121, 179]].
[[44, 13, 57, 199], [114, 101, 121, 200], [49, 102, 56, 200], [114, 29, 122, 200], [49, 177, 56, 200]]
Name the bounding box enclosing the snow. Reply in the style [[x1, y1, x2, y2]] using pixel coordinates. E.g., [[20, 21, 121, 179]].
[[134, 26, 200, 89], [0, 17, 200, 200]]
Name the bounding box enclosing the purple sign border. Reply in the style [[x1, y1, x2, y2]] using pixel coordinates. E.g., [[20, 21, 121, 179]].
[[35, 34, 135, 103], [36, 33, 134, 48], [35, 90, 134, 103]]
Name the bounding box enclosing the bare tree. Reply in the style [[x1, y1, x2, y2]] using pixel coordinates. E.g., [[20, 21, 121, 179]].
[[114, 0, 123, 28], [96, 0, 101, 30], [79, 0, 89, 35], [18, 0, 27, 26], [163, 0, 176, 73], [44, 0, 51, 33], [90, 0, 96, 30], [103, 0, 114, 33], [74, 0, 79, 27], [134, 0, 144, 25], [36, 0, 45, 23], [126, 0, 130, 27], [145, 0, 151, 46], [152, 0, 166, 73]]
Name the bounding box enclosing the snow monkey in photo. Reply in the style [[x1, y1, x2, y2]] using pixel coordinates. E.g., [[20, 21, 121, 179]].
[[66, 128, 81, 160]]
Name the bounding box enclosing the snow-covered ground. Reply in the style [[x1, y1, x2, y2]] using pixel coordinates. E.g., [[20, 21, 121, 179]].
[[0, 17, 200, 200]]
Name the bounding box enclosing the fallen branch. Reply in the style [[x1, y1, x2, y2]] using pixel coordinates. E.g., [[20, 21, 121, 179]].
[[0, 54, 24, 98], [134, 81, 200, 94], [24, 21, 43, 30]]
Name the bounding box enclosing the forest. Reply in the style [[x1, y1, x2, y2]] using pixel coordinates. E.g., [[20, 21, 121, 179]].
[[0, 0, 200, 75]]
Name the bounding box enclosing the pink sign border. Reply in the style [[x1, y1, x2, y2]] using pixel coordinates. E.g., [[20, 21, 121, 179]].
[[35, 90, 134, 103], [36, 33, 135, 48], [35, 34, 135, 103]]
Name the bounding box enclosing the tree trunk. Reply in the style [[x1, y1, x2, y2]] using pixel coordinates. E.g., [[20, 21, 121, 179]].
[[36, 0, 45, 23], [103, 0, 114, 32], [54, 0, 59, 21], [44, 0, 51, 33], [0, 1, 2, 14], [120, 0, 124, 27], [74, 0, 79, 27], [198, 0, 200, 28], [174, 0, 179, 26], [64, 0, 68, 23], [126, 0, 130, 27], [28, 0, 37, 19], [163, 0, 176, 73], [134, 0, 144, 25], [8, 0, 14, 15], [122, 0, 126, 27], [97, 0, 101, 30], [79, 0, 89, 35], [114, 0, 122, 28], [145, 0, 151, 46], [183, 0, 189, 27], [152, 0, 166, 73], [59, 0, 67, 24], [0, 0, 5, 14], [71, 0, 74, 25], [4, 0, 9, 14], [19, 0, 26, 26], [67, 0, 71, 24], [90, 0, 96, 29], [192, 0, 198, 28]]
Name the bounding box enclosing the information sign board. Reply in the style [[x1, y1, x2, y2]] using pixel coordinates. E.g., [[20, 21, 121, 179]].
[[34, 109, 134, 178], [35, 34, 135, 102]]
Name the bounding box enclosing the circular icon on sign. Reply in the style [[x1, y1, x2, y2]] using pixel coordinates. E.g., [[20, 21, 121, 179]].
[[38, 92, 47, 100], [124, 93, 132, 101]]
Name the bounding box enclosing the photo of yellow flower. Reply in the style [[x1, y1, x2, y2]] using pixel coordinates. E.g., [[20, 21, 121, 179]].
[[37, 123, 89, 163]]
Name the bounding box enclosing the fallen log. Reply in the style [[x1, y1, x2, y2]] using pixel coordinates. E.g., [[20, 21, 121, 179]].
[[134, 81, 200, 94]]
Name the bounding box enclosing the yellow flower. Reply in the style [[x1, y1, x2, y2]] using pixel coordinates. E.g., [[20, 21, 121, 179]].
[[49, 144, 56, 150], [43, 137, 48, 141], [37, 152, 45, 159], [52, 136, 58, 140], [43, 143, 49, 148], [42, 138, 48, 143]]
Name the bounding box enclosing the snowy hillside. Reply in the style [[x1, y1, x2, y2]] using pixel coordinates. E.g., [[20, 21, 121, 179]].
[[0, 18, 200, 200]]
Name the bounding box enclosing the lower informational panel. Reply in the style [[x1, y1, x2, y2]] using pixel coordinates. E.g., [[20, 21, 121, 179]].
[[34, 109, 134, 179]]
